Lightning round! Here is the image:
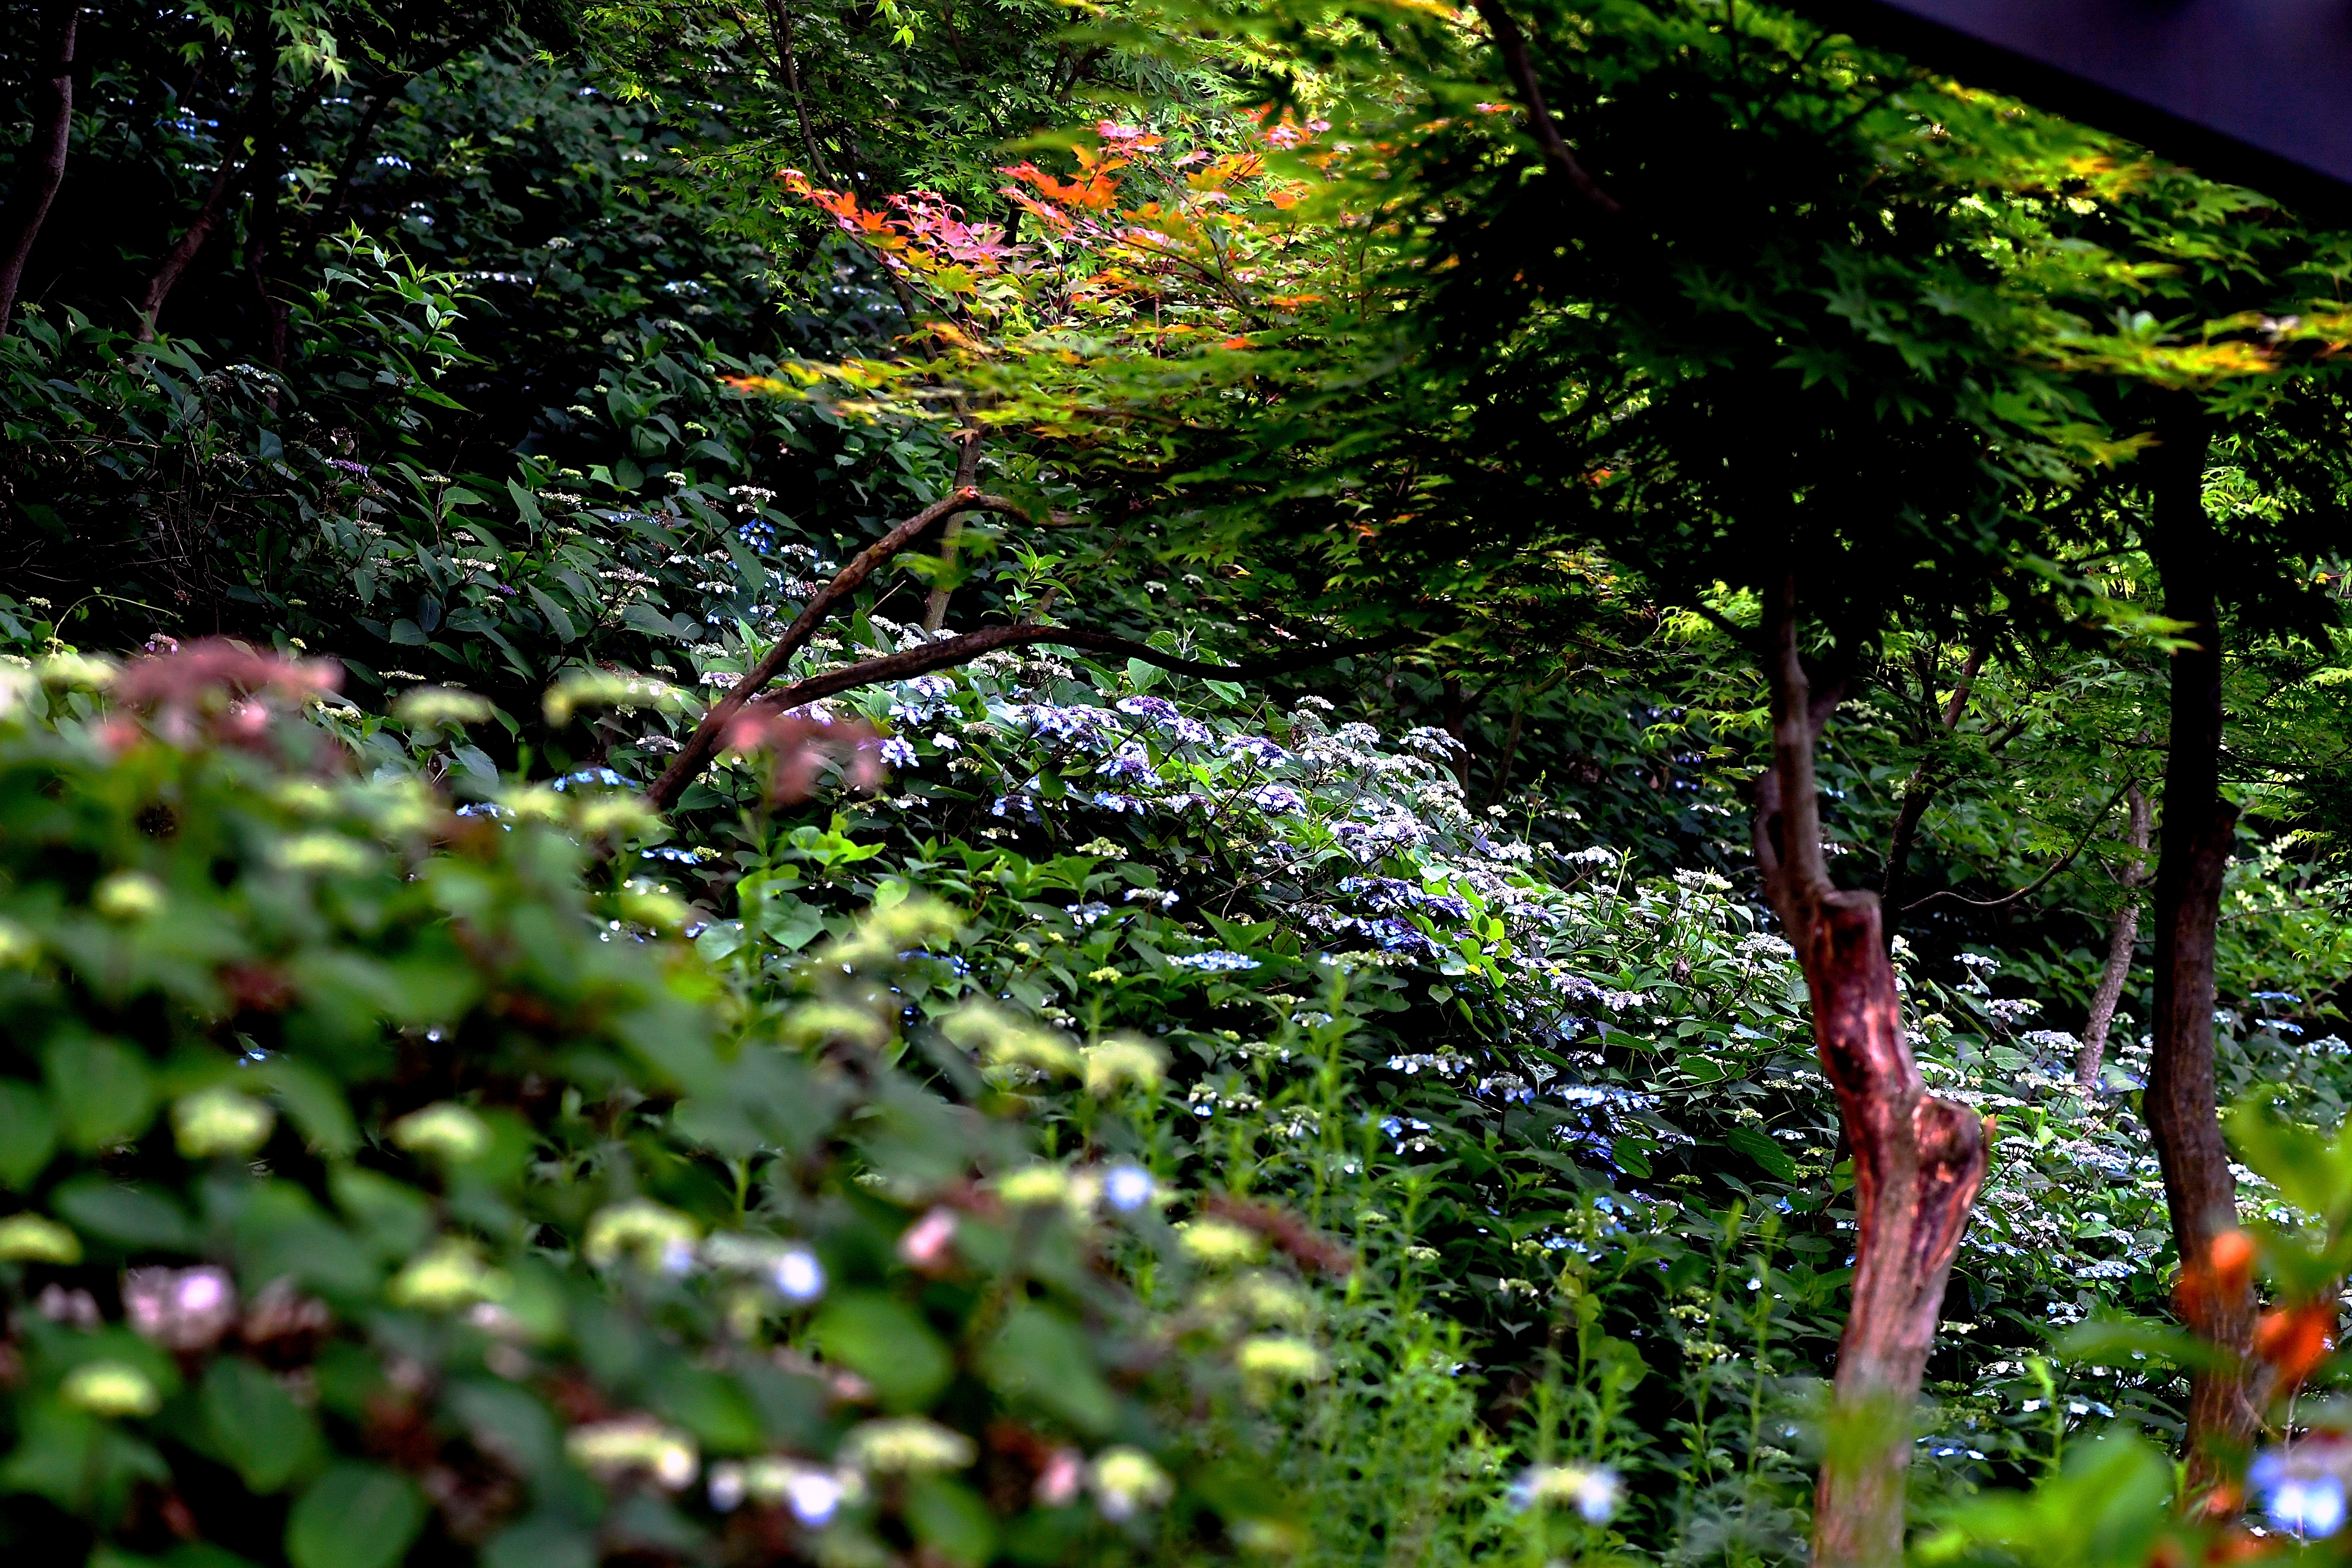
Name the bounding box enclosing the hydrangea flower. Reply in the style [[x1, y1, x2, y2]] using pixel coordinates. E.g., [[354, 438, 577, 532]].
[[1096, 742, 1156, 783], [1171, 950, 1260, 973], [1222, 734, 1290, 766]]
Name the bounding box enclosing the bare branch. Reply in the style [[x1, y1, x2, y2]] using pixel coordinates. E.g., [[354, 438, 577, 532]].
[[1468, 0, 1622, 215], [647, 623, 1419, 810], [724, 622, 1419, 719], [1898, 778, 2134, 916], [643, 487, 1027, 809]]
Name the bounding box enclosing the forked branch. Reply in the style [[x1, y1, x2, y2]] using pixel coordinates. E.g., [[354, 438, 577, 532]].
[[644, 487, 1027, 809], [1754, 575, 1986, 1568]]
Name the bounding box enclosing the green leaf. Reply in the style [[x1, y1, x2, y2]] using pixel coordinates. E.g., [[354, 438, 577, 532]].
[[2226, 1098, 2352, 1221], [526, 584, 578, 643], [905, 1475, 997, 1567], [262, 1059, 360, 1157], [234, 1182, 377, 1297], [44, 1034, 156, 1151], [286, 1463, 426, 1568], [1, 1400, 166, 1508], [1723, 1125, 1798, 1182], [331, 1167, 434, 1258], [0, 1082, 57, 1189], [448, 1381, 562, 1478], [651, 1366, 763, 1452], [202, 1357, 322, 1493], [621, 601, 689, 640], [810, 1291, 954, 1411], [754, 894, 827, 952], [482, 1516, 594, 1568], [2055, 1316, 2233, 1373], [981, 1306, 1117, 1433], [52, 1177, 197, 1251]]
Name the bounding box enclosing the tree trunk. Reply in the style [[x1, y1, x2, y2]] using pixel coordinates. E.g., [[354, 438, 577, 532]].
[[2140, 407, 2256, 1491], [1752, 577, 1988, 1568], [2074, 781, 2151, 1089], [920, 424, 986, 632], [243, 77, 310, 375], [0, 1, 79, 333], [137, 37, 272, 340], [1878, 645, 1984, 943]]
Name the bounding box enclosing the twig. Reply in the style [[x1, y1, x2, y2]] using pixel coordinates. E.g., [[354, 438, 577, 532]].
[[1899, 778, 2135, 915]]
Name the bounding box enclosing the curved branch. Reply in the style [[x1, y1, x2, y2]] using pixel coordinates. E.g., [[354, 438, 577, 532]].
[[771, 623, 1418, 706], [655, 622, 1418, 809], [1897, 778, 2134, 916], [643, 487, 1026, 809], [1468, 0, 1622, 215]]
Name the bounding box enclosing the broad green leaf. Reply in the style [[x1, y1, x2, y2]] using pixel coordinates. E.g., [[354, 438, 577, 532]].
[[905, 1475, 996, 1567], [482, 1516, 594, 1568], [52, 1177, 197, 1252], [810, 1291, 953, 1411], [286, 1464, 426, 1568], [981, 1306, 1117, 1434], [202, 1357, 323, 1493], [44, 1034, 156, 1151], [1724, 1125, 1799, 1183], [0, 1081, 58, 1189]]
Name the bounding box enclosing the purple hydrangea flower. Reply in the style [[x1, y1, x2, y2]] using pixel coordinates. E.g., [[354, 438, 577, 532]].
[[1222, 736, 1290, 767], [1095, 742, 1156, 784], [1170, 950, 1260, 973], [1248, 783, 1306, 814]]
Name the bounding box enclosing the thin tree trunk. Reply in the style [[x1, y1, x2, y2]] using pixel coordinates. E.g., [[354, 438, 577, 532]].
[[1752, 576, 1986, 1568], [1485, 697, 1528, 809], [0, 1, 79, 333], [1879, 644, 1985, 940], [2074, 781, 2152, 1088], [920, 424, 986, 632], [246, 82, 289, 372], [137, 40, 271, 341], [2140, 406, 2256, 1492], [759, 0, 836, 184]]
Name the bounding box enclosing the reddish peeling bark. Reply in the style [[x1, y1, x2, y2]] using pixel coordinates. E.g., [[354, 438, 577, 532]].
[[1752, 578, 1988, 1568], [2140, 407, 2256, 1489], [0, 1, 78, 332]]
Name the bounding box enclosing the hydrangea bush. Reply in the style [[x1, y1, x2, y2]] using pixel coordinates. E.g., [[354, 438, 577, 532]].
[[0, 649, 1318, 1567]]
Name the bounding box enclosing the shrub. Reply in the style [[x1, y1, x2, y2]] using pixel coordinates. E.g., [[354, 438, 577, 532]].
[[0, 647, 1290, 1565]]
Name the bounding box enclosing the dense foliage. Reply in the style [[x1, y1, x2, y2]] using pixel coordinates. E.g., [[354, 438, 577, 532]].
[[12, 1, 2352, 1565]]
